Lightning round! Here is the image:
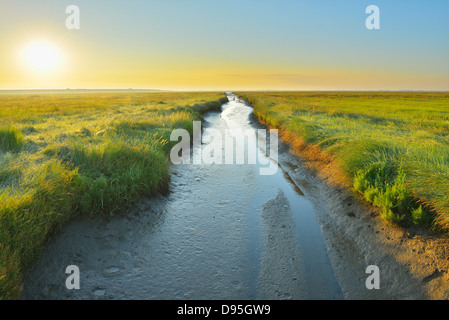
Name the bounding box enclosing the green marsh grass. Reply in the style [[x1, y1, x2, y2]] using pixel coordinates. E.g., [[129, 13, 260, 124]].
[[0, 127, 24, 153], [0, 91, 227, 299], [237, 91, 449, 231]]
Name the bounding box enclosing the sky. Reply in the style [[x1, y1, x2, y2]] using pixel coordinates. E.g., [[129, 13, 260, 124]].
[[1, 0, 449, 91]]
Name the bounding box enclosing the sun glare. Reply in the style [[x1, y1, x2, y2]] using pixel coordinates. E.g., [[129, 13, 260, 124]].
[[21, 41, 63, 73]]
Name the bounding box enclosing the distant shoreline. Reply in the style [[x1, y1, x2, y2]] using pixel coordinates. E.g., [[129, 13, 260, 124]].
[[1, 89, 448, 95], [0, 89, 169, 94]]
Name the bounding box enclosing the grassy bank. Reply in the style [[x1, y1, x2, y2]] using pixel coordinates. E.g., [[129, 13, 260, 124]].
[[237, 91, 449, 231], [0, 91, 227, 299]]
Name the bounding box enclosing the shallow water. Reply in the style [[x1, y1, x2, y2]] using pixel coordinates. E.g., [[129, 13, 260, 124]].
[[22, 93, 343, 300]]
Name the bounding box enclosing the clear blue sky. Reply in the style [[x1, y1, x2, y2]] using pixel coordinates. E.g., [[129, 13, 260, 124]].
[[1, 0, 448, 90]]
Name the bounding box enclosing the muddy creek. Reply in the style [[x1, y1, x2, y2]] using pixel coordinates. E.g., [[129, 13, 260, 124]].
[[22, 94, 354, 299]]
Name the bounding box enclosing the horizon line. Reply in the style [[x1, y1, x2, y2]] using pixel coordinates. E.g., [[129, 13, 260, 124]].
[[1, 88, 449, 94]]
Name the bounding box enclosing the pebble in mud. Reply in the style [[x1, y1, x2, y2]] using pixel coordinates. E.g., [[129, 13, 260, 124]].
[[105, 267, 120, 274], [93, 289, 106, 297]]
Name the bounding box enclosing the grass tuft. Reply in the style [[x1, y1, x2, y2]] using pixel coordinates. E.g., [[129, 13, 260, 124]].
[[0, 127, 24, 153]]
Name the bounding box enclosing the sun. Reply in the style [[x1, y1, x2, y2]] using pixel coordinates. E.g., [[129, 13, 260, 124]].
[[21, 40, 63, 73]]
